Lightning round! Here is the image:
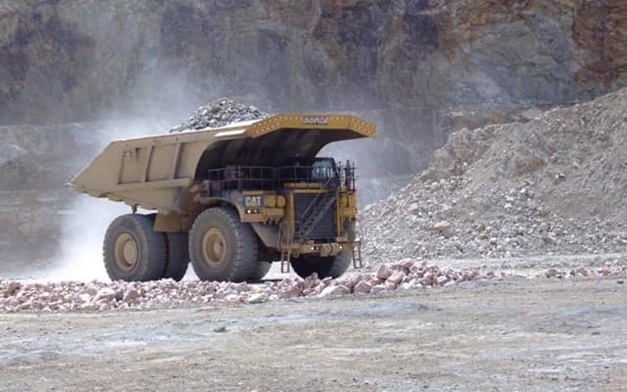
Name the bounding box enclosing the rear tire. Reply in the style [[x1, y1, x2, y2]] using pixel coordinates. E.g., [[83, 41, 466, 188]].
[[163, 232, 189, 281], [189, 207, 258, 282], [103, 214, 167, 282], [290, 252, 352, 279]]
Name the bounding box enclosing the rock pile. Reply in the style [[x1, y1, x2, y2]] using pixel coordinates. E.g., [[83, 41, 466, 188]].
[[2, 259, 624, 313], [362, 87, 627, 264], [170, 98, 269, 132], [0, 260, 489, 312]]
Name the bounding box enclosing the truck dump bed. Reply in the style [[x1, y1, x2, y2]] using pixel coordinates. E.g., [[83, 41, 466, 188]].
[[69, 114, 376, 213]]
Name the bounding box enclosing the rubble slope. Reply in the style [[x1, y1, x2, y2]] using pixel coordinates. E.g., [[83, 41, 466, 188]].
[[362, 87, 627, 263]]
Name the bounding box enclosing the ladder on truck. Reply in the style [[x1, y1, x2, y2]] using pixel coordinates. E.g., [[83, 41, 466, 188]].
[[350, 219, 364, 269], [294, 190, 337, 243], [278, 225, 292, 273]]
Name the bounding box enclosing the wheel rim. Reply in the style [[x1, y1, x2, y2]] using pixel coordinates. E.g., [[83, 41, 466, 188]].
[[201, 228, 228, 267], [114, 233, 138, 271]]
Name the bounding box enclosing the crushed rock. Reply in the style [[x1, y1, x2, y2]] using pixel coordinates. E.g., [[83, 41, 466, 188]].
[[1, 260, 623, 313], [361, 87, 627, 265], [170, 98, 269, 132]]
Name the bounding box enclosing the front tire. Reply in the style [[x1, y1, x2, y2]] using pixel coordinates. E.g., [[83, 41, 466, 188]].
[[103, 214, 167, 282], [290, 252, 352, 279], [189, 207, 258, 282]]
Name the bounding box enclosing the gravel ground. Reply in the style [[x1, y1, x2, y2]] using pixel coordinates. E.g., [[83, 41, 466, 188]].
[[1, 272, 625, 392]]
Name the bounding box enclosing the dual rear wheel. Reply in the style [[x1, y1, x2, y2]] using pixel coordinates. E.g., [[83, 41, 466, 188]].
[[103, 214, 188, 282]]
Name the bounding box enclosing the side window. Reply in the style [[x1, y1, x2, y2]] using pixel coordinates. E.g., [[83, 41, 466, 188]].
[[312, 159, 337, 181], [311, 161, 328, 180]]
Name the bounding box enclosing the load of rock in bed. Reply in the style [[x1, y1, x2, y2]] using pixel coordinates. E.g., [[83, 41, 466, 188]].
[[2, 259, 623, 313], [170, 98, 270, 132], [362, 87, 627, 264]]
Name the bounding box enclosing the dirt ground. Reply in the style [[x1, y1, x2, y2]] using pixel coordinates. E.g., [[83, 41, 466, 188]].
[[1, 268, 625, 392]]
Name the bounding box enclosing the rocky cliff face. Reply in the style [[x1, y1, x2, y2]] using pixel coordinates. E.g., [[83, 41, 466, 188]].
[[0, 119, 169, 266], [1, 0, 626, 265], [2, 0, 626, 171], [0, 122, 100, 265]]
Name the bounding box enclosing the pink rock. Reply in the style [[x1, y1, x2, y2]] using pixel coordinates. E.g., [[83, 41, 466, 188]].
[[95, 288, 119, 302], [281, 284, 303, 299], [436, 275, 449, 286], [353, 280, 372, 294], [368, 276, 385, 286], [78, 293, 93, 303], [247, 293, 269, 304], [376, 265, 393, 280], [340, 274, 362, 290], [398, 258, 415, 271], [123, 289, 140, 303], [401, 281, 418, 290], [4, 281, 21, 296], [224, 294, 241, 302], [303, 274, 321, 290], [384, 280, 398, 291], [387, 271, 406, 285], [318, 285, 349, 298], [81, 287, 98, 296], [433, 220, 454, 238], [370, 285, 386, 294]]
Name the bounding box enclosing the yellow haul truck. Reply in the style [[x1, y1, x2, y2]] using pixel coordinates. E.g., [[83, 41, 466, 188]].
[[69, 114, 376, 282]]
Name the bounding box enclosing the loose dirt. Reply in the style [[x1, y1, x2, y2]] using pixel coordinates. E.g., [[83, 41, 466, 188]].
[[1, 267, 625, 392], [362, 87, 627, 264]]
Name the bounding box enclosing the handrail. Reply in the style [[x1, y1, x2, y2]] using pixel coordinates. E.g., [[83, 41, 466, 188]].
[[204, 163, 349, 194]]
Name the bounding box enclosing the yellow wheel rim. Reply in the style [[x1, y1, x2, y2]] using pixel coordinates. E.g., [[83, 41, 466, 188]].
[[202, 228, 228, 267], [114, 233, 138, 271]]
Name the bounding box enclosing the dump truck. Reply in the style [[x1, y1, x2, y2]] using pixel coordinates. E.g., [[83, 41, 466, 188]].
[[69, 114, 376, 282]]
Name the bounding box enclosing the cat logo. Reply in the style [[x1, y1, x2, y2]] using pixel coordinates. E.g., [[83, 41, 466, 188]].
[[244, 195, 263, 208]]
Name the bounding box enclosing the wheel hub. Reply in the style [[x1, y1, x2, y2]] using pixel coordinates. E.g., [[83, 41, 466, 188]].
[[114, 233, 138, 271], [202, 228, 228, 267]]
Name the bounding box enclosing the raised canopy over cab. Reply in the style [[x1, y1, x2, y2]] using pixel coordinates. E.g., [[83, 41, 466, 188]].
[[69, 114, 376, 213]]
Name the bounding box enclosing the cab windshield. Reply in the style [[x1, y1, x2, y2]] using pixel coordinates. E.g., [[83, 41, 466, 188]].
[[279, 157, 339, 185]]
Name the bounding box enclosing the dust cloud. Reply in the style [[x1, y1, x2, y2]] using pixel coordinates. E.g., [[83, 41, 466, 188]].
[[49, 120, 172, 282], [47, 75, 203, 282], [51, 199, 129, 282]]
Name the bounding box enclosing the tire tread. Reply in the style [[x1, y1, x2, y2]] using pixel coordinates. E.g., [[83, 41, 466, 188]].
[[103, 214, 167, 282], [189, 207, 258, 282]]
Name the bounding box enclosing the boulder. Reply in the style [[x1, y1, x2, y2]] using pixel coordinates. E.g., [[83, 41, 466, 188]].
[[433, 221, 454, 238]]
